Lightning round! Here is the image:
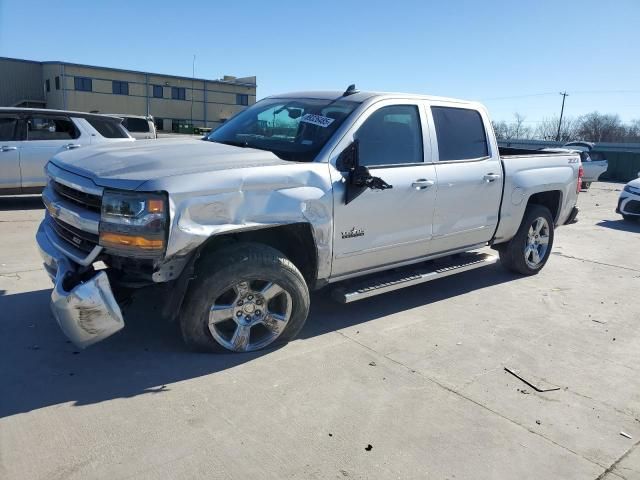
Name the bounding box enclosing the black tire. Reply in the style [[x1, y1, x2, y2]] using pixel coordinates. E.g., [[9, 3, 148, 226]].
[[499, 205, 555, 276], [622, 214, 638, 222], [180, 242, 310, 353], [581, 181, 591, 190]]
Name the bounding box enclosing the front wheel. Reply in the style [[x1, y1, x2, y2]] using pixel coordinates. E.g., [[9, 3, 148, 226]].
[[180, 243, 310, 353], [499, 205, 555, 275], [622, 214, 638, 222]]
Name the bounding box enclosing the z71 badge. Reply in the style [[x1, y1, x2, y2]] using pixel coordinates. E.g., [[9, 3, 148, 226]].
[[341, 227, 365, 239]]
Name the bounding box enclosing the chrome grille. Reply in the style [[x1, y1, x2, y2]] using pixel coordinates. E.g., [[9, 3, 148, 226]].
[[50, 216, 99, 253], [53, 181, 102, 212]]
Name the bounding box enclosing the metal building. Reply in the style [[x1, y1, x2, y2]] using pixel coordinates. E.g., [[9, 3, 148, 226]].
[[0, 57, 257, 132]]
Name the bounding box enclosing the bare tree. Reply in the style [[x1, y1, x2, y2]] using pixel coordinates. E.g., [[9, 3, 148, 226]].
[[492, 113, 532, 140], [535, 116, 578, 142], [577, 112, 627, 142]]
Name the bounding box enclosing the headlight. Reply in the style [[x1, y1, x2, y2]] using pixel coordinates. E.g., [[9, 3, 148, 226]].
[[624, 185, 640, 195], [99, 190, 167, 257]]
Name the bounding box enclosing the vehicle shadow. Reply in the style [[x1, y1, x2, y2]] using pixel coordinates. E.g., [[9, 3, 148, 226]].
[[0, 195, 44, 211], [597, 219, 640, 233], [0, 264, 518, 419]]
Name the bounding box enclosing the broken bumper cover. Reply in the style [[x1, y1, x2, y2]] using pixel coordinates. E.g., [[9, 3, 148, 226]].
[[36, 221, 124, 348]]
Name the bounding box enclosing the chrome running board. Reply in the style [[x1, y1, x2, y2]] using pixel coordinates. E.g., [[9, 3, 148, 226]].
[[332, 252, 498, 303]]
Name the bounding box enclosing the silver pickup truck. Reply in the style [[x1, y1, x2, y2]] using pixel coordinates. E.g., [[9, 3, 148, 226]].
[[36, 87, 582, 353]]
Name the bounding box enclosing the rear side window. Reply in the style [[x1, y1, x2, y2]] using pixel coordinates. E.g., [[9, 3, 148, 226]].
[[122, 117, 150, 133], [0, 116, 18, 141], [355, 105, 423, 167], [27, 116, 79, 140], [431, 107, 488, 161], [87, 118, 129, 138]]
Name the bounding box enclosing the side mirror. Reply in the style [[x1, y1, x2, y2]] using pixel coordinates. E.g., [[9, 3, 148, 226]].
[[336, 140, 359, 172]]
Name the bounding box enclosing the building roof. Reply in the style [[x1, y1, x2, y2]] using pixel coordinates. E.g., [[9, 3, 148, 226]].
[[0, 56, 256, 87]]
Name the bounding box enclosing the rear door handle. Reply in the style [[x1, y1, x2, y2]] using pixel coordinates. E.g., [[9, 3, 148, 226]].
[[412, 179, 435, 190], [483, 173, 501, 183], [1, 146, 17, 152], [65, 144, 81, 150]]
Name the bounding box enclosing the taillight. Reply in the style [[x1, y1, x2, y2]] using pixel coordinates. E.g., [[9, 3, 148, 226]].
[[577, 165, 584, 193]]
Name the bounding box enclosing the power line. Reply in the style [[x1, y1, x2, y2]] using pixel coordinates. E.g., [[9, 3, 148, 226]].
[[483, 90, 640, 101]]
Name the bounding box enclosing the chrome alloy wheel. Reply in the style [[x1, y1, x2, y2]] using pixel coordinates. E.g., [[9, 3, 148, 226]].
[[524, 217, 550, 269], [208, 280, 292, 352]]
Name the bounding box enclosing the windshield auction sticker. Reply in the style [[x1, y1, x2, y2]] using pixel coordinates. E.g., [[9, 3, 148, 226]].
[[300, 114, 335, 128]]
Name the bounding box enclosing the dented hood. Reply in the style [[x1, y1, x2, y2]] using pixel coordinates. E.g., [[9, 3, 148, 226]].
[[50, 138, 289, 190]]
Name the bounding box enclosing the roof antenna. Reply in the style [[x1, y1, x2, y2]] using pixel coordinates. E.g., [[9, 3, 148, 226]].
[[342, 84, 359, 96]]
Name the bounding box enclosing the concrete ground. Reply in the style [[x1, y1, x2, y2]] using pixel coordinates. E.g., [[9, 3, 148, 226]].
[[1, 182, 639, 480]]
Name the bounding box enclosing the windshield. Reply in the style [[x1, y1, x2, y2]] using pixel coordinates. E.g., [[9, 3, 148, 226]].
[[206, 97, 360, 161]]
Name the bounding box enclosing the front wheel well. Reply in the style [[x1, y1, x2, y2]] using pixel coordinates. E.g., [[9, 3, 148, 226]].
[[527, 190, 562, 223], [196, 223, 318, 287]]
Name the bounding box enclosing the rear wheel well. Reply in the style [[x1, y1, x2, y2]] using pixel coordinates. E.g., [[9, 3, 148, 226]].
[[527, 191, 561, 223], [196, 223, 318, 287]]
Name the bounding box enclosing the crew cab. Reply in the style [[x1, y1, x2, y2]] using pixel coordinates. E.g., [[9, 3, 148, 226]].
[[0, 108, 133, 195], [36, 87, 581, 353]]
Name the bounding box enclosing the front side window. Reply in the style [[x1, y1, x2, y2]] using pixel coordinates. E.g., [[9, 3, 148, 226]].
[[207, 97, 360, 162], [171, 87, 186, 100], [0, 116, 18, 141], [153, 85, 163, 98], [112, 80, 129, 95], [236, 94, 249, 106], [27, 116, 79, 140], [431, 106, 488, 161], [74, 77, 92, 92], [355, 105, 423, 167]]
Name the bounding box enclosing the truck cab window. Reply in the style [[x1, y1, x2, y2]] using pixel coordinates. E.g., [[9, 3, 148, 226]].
[[355, 105, 423, 167], [431, 106, 488, 161]]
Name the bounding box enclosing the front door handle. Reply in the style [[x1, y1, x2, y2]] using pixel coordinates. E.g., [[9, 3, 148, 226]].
[[1, 146, 17, 152], [483, 173, 501, 183], [65, 144, 81, 150], [412, 179, 435, 190]]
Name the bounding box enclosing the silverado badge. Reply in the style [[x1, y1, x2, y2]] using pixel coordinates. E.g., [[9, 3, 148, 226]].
[[341, 227, 365, 239]]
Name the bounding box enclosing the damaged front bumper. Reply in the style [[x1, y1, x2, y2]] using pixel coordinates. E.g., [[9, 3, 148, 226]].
[[36, 221, 124, 348]]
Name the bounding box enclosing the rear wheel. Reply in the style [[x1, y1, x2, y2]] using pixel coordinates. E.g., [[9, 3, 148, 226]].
[[499, 205, 554, 275], [180, 243, 310, 353], [622, 214, 638, 222], [582, 181, 591, 190]]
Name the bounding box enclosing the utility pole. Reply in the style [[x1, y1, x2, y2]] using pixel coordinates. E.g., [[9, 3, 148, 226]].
[[555, 91, 569, 141]]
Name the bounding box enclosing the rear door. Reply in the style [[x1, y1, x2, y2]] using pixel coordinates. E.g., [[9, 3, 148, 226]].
[[0, 114, 21, 191], [330, 101, 438, 277], [20, 114, 87, 189], [428, 104, 503, 253]]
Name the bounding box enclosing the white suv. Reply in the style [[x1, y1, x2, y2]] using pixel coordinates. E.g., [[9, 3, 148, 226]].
[[0, 108, 133, 195]]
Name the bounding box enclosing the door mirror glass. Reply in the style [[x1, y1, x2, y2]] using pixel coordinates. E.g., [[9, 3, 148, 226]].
[[336, 140, 359, 171]]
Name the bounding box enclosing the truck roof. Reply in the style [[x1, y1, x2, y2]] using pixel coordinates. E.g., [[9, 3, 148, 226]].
[[267, 90, 478, 106]]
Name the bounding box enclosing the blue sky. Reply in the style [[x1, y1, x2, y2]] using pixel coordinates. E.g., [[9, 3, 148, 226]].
[[1, 0, 639, 124]]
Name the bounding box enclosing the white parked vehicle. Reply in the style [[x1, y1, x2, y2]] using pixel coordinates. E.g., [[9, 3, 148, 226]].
[[563, 141, 608, 189], [107, 114, 157, 140], [0, 108, 133, 195], [617, 177, 640, 221], [36, 87, 582, 352]]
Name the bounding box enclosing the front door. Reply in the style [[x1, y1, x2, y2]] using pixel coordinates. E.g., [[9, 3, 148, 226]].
[[330, 102, 437, 277], [20, 114, 84, 189], [0, 114, 21, 192]]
